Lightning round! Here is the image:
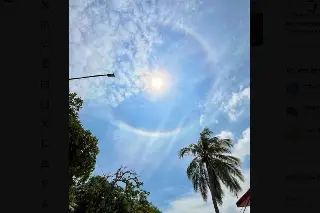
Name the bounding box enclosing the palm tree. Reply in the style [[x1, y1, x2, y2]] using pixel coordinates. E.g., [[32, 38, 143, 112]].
[[178, 127, 244, 213]]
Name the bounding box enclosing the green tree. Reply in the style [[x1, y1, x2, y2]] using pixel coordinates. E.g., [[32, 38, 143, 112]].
[[178, 127, 244, 213], [74, 175, 114, 213], [69, 93, 99, 207], [73, 167, 162, 213]]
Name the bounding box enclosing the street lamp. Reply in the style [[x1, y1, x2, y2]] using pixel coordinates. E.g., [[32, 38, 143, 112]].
[[69, 73, 115, 81]]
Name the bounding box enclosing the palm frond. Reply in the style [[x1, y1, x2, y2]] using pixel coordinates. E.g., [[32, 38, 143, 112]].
[[178, 143, 199, 158], [207, 167, 224, 205], [212, 156, 244, 182], [214, 154, 242, 167], [186, 157, 208, 201], [199, 164, 209, 201], [207, 138, 233, 154], [208, 145, 232, 155], [216, 138, 234, 148], [209, 158, 244, 197], [186, 157, 200, 180], [201, 127, 213, 137], [178, 127, 246, 208]]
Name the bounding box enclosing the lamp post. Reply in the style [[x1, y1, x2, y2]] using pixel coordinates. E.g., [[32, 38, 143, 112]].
[[69, 73, 115, 81]]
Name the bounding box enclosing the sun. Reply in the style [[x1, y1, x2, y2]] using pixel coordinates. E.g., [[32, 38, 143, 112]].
[[142, 69, 172, 99], [151, 76, 164, 91]]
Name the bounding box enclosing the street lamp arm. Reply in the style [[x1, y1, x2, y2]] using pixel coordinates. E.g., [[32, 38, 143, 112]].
[[69, 73, 115, 80]]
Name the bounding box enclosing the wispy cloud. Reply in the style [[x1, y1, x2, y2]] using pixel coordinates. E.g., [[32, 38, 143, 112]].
[[71, 0, 250, 211], [70, 0, 249, 177], [198, 86, 250, 126], [69, 0, 203, 106], [220, 86, 250, 121], [70, 0, 248, 113]]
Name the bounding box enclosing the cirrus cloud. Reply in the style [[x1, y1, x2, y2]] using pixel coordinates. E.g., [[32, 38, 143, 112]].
[[69, 0, 203, 106], [220, 86, 250, 121]]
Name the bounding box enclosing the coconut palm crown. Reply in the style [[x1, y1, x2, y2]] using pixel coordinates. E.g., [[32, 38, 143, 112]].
[[178, 127, 244, 213]]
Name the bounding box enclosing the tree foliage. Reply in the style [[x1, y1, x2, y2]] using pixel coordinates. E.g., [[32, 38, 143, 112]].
[[68, 92, 161, 212], [69, 93, 99, 185], [69, 93, 99, 206], [73, 167, 162, 213], [178, 127, 244, 213]]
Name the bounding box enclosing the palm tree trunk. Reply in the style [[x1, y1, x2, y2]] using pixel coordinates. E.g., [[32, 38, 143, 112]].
[[206, 163, 220, 213]]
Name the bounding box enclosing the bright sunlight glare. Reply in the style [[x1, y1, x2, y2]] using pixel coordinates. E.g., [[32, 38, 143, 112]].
[[140, 69, 172, 100], [151, 76, 164, 90]]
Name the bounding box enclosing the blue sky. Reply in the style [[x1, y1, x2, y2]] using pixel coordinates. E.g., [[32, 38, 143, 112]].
[[69, 0, 250, 212]]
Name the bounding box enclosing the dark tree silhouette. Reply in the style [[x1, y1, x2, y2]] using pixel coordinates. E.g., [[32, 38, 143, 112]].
[[69, 93, 99, 207], [178, 127, 244, 213]]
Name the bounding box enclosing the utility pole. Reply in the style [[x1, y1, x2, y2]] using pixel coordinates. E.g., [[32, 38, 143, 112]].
[[69, 73, 115, 81]]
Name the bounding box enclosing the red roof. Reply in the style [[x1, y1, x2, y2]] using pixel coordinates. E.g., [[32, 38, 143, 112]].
[[236, 188, 250, 207]]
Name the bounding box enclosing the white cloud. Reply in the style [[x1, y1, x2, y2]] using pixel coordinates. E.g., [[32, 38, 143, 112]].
[[232, 128, 250, 161], [164, 127, 250, 213], [217, 130, 234, 140], [221, 87, 250, 121], [198, 84, 249, 127], [69, 0, 203, 106]]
